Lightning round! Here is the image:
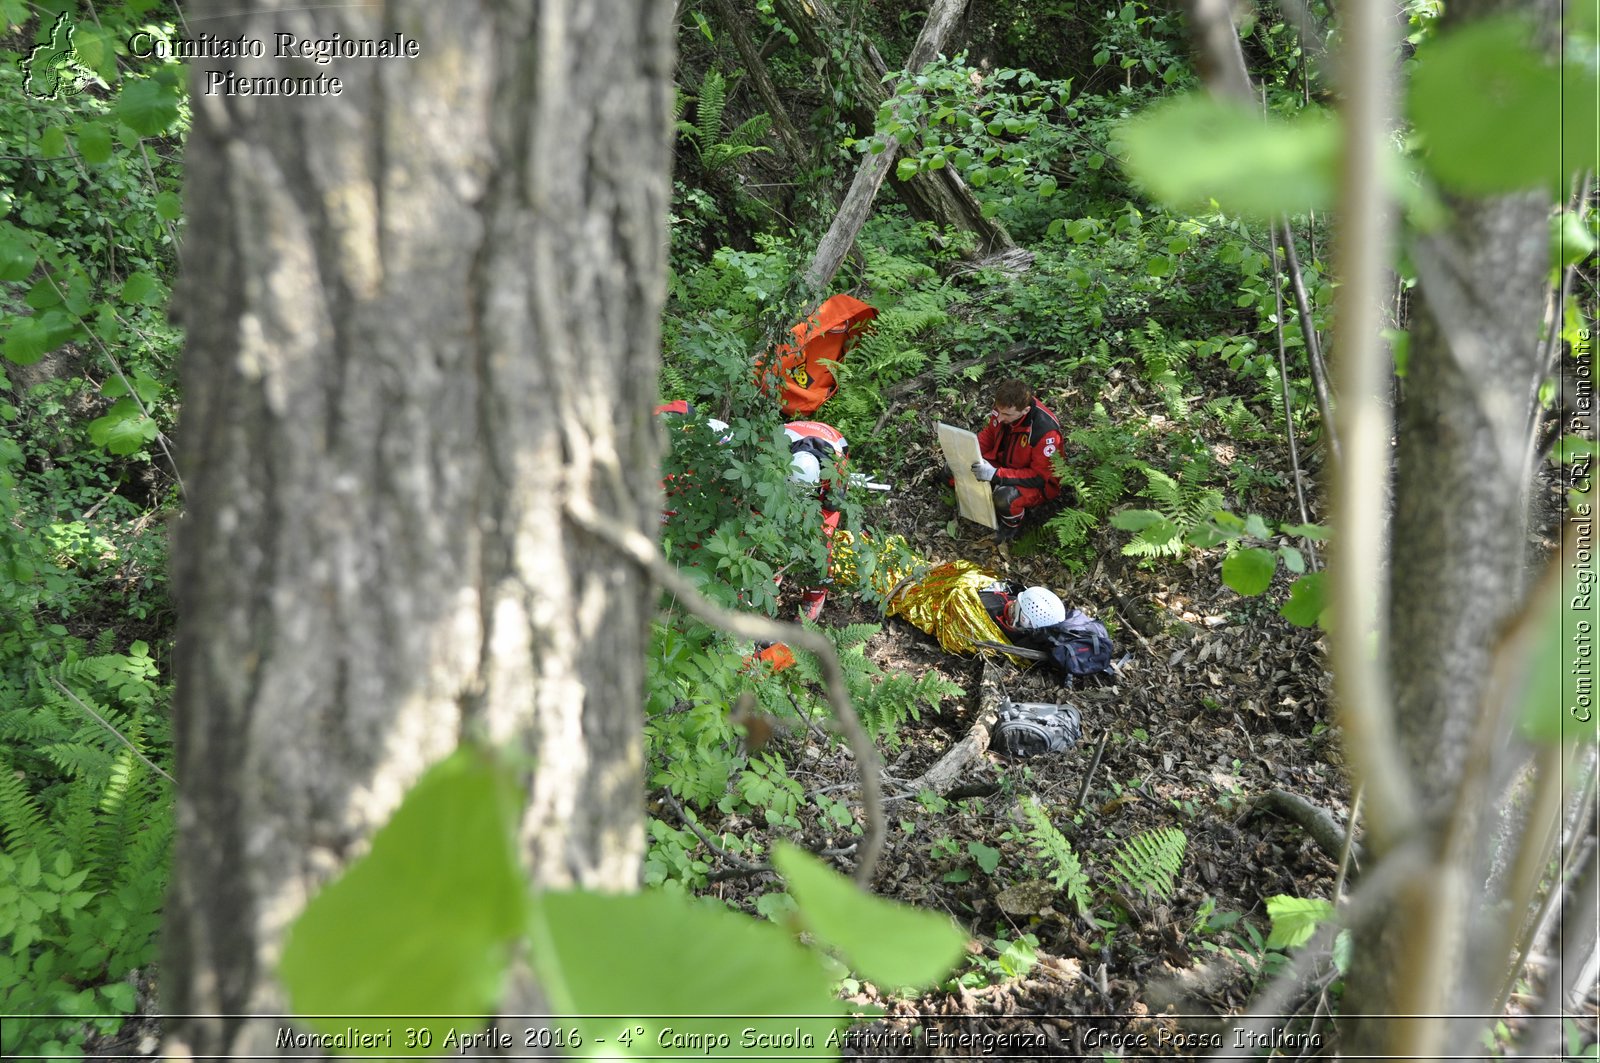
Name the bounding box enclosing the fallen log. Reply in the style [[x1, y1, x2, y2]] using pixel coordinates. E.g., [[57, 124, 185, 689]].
[[893, 657, 1005, 796], [1240, 788, 1361, 865]]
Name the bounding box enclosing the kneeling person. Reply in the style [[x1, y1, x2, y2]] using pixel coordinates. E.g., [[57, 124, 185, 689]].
[[971, 379, 1064, 541]]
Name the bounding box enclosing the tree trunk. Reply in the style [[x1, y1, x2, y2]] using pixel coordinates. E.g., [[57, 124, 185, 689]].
[[1338, 0, 1564, 1051], [776, 0, 1014, 279], [709, 0, 811, 167], [166, 1, 672, 1056]]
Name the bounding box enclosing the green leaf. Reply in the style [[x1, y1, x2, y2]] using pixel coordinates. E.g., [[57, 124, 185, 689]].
[[40, 127, 66, 158], [1410, 16, 1598, 195], [967, 841, 1001, 874], [895, 157, 919, 181], [88, 402, 158, 455], [1554, 210, 1598, 269], [120, 272, 163, 306], [1222, 547, 1276, 596], [1145, 255, 1173, 278], [1037, 175, 1058, 197], [1278, 544, 1307, 574], [1280, 571, 1329, 628], [280, 747, 527, 1050], [3, 312, 76, 366], [1243, 514, 1272, 540], [1280, 522, 1329, 542], [77, 121, 113, 165], [73, 22, 119, 82], [1119, 95, 1337, 218], [773, 842, 966, 989], [1555, 435, 1598, 466], [0, 226, 36, 282], [154, 191, 182, 221], [116, 77, 181, 137], [1110, 508, 1166, 532], [1265, 895, 1334, 949], [530, 886, 845, 1055]]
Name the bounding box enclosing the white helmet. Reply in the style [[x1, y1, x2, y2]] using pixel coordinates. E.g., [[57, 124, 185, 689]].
[[1009, 587, 1066, 630], [789, 450, 822, 485]]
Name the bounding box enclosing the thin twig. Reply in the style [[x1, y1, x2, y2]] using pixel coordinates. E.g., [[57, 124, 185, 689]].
[[659, 790, 766, 872], [1268, 216, 1319, 569], [1278, 223, 1341, 467], [1073, 730, 1111, 812], [49, 676, 176, 785], [1333, 781, 1363, 903], [565, 497, 885, 887]]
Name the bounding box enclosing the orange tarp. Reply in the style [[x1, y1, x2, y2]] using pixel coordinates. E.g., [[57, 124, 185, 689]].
[[755, 294, 877, 416]]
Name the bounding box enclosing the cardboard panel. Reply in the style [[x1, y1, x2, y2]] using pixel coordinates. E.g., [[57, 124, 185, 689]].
[[937, 422, 997, 529]]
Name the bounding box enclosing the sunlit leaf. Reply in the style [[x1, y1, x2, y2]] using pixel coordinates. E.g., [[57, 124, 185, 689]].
[[1222, 547, 1276, 596], [280, 748, 527, 1053], [530, 885, 845, 1057], [1410, 16, 1598, 195], [1280, 571, 1329, 628], [774, 842, 967, 990], [1265, 895, 1334, 949], [1119, 95, 1337, 217]]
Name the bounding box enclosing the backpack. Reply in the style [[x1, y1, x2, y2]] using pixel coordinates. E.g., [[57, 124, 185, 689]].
[[1041, 608, 1114, 678], [993, 700, 1083, 758]]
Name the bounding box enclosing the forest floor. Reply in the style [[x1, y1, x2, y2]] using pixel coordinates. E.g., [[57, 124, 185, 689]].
[[737, 379, 1356, 1059]]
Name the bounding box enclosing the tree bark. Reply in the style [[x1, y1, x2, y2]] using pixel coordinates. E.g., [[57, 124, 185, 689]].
[[802, 0, 982, 292], [709, 0, 810, 167], [166, 1, 672, 1056], [776, 0, 1013, 285], [1338, 0, 1564, 1052]]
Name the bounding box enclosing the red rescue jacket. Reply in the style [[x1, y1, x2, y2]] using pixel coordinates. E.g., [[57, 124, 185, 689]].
[[977, 399, 1064, 499]]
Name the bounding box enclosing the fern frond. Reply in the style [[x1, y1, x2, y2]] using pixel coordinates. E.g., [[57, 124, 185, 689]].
[[1104, 826, 1186, 900], [1121, 518, 1185, 558], [1020, 797, 1092, 913], [39, 741, 114, 781], [723, 113, 773, 150], [694, 68, 728, 147], [0, 755, 54, 855], [1044, 506, 1097, 553]]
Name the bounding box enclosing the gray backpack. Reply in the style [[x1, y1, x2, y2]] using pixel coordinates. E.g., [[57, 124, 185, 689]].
[[993, 700, 1082, 758]]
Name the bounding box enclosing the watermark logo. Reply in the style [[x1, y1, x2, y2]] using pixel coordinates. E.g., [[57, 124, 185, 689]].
[[23, 13, 95, 100]]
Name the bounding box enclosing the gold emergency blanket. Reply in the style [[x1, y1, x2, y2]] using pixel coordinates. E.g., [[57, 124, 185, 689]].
[[884, 560, 1009, 656], [828, 531, 917, 598]]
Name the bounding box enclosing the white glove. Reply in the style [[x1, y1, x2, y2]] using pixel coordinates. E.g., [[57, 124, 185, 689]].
[[971, 459, 996, 482]]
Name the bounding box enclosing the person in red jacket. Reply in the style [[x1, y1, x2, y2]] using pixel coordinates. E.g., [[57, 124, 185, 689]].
[[972, 379, 1064, 542]]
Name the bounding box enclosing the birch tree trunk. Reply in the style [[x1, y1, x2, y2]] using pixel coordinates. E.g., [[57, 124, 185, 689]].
[[775, 0, 1014, 283], [165, 1, 672, 1055]]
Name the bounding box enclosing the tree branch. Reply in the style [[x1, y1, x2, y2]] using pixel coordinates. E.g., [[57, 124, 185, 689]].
[[565, 498, 886, 887]]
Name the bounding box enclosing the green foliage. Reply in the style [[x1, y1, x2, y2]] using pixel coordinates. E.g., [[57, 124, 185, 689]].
[[1111, 466, 1225, 560], [282, 750, 965, 1052], [1019, 797, 1091, 913], [1015, 798, 1187, 920], [1118, 95, 1339, 219], [676, 68, 774, 174], [774, 843, 967, 990], [1264, 894, 1335, 950], [280, 748, 526, 1045], [1103, 826, 1186, 900], [1187, 511, 1331, 628], [0, 638, 172, 1059], [1409, 15, 1599, 196], [788, 623, 963, 747]]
